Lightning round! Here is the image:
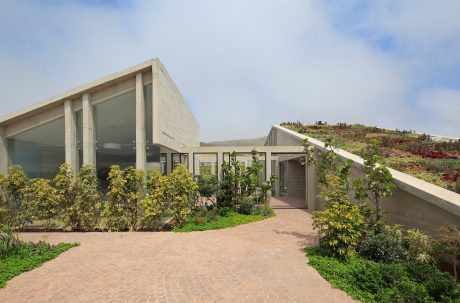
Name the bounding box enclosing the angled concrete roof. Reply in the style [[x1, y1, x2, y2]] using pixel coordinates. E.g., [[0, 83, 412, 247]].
[[0, 58, 157, 126]]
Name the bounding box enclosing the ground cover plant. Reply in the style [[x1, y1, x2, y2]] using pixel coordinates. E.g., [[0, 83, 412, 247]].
[[301, 138, 460, 302], [282, 121, 460, 193], [0, 225, 78, 288]]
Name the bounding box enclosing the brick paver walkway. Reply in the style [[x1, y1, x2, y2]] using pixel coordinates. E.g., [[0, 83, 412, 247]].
[[0, 209, 355, 303]]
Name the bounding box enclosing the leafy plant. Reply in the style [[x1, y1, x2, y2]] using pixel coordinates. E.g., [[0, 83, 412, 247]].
[[103, 165, 145, 231], [167, 164, 198, 227], [404, 228, 433, 263], [434, 224, 460, 279], [0, 225, 19, 258], [24, 178, 59, 231], [141, 170, 168, 231], [358, 233, 405, 263], [0, 166, 31, 229], [71, 164, 100, 231]]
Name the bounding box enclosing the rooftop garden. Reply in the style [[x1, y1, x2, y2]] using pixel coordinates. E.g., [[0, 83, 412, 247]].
[[281, 121, 460, 193]]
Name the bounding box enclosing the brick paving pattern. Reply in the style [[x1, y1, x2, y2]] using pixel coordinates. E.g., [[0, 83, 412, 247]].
[[0, 209, 356, 303]]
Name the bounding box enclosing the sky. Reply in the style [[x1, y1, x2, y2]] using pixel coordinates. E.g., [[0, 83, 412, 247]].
[[0, 0, 459, 141]]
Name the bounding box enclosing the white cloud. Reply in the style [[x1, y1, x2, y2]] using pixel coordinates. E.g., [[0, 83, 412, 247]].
[[0, 0, 458, 140]]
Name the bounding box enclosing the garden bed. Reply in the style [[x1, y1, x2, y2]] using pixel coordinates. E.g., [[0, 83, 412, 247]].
[[1, 241, 78, 288], [281, 122, 460, 193], [305, 246, 460, 303], [174, 211, 275, 232]]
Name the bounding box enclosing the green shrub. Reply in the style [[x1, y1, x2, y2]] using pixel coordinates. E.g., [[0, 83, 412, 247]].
[[305, 246, 460, 303], [24, 178, 59, 230], [196, 175, 218, 201], [405, 261, 437, 283], [218, 206, 231, 217], [0, 166, 31, 229], [424, 271, 460, 302], [167, 164, 198, 227], [434, 224, 460, 280], [103, 165, 145, 231], [238, 198, 253, 215], [141, 170, 168, 230], [53, 164, 78, 231], [404, 228, 433, 263], [72, 164, 100, 231], [358, 233, 405, 262], [0, 225, 19, 258]]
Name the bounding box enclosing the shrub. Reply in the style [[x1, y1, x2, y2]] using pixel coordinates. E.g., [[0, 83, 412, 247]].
[[196, 175, 218, 202], [0, 225, 19, 258], [167, 164, 198, 227], [313, 173, 366, 259], [424, 271, 460, 302], [405, 261, 437, 283], [358, 233, 405, 262], [103, 165, 145, 231], [24, 178, 59, 230], [141, 170, 168, 230], [404, 228, 433, 263], [72, 164, 100, 231], [0, 166, 31, 229], [434, 224, 460, 279], [238, 198, 253, 215], [53, 164, 78, 230], [218, 206, 231, 217]]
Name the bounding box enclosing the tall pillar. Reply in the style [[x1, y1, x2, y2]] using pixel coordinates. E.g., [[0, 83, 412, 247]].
[[82, 93, 95, 166], [217, 152, 223, 181], [135, 72, 146, 171], [274, 157, 280, 197], [151, 60, 160, 144], [0, 126, 7, 174], [166, 152, 172, 176], [64, 100, 78, 173], [306, 151, 319, 210], [265, 152, 272, 202]]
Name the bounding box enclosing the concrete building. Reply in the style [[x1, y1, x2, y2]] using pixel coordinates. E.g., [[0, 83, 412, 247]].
[[1, 58, 459, 233]]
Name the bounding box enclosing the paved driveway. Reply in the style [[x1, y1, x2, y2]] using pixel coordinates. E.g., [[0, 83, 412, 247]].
[[0, 209, 355, 303]]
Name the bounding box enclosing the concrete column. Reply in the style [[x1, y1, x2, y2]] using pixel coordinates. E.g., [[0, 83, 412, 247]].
[[217, 152, 223, 181], [306, 152, 319, 210], [188, 153, 194, 174], [166, 152, 172, 176], [151, 60, 160, 144], [82, 93, 95, 165], [274, 157, 280, 197], [135, 72, 146, 171], [265, 152, 272, 202], [64, 100, 78, 173], [0, 126, 7, 174]]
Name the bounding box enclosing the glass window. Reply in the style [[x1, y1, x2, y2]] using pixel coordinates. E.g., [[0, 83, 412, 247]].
[[193, 153, 217, 176], [94, 90, 136, 181], [222, 152, 266, 185], [172, 153, 188, 171], [7, 117, 65, 179]]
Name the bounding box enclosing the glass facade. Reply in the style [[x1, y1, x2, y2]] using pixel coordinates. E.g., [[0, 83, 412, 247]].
[[94, 90, 136, 180], [76, 110, 83, 168], [7, 118, 65, 179], [193, 153, 217, 176]]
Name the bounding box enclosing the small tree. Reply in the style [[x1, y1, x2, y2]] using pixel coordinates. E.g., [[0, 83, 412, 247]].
[[312, 171, 366, 259], [25, 178, 59, 231], [359, 140, 396, 233], [142, 170, 168, 230], [196, 174, 219, 207], [123, 166, 145, 231], [167, 164, 198, 227]]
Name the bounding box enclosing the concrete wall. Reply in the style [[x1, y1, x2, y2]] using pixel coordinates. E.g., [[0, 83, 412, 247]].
[[153, 60, 199, 151], [270, 125, 460, 235], [286, 160, 306, 197]]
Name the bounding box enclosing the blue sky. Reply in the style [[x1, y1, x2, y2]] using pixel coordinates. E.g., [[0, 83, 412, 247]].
[[0, 0, 459, 140]]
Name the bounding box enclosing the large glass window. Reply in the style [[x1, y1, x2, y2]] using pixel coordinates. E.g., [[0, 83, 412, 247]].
[[193, 153, 217, 176], [7, 117, 65, 179], [94, 90, 136, 180], [76, 110, 83, 168]]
